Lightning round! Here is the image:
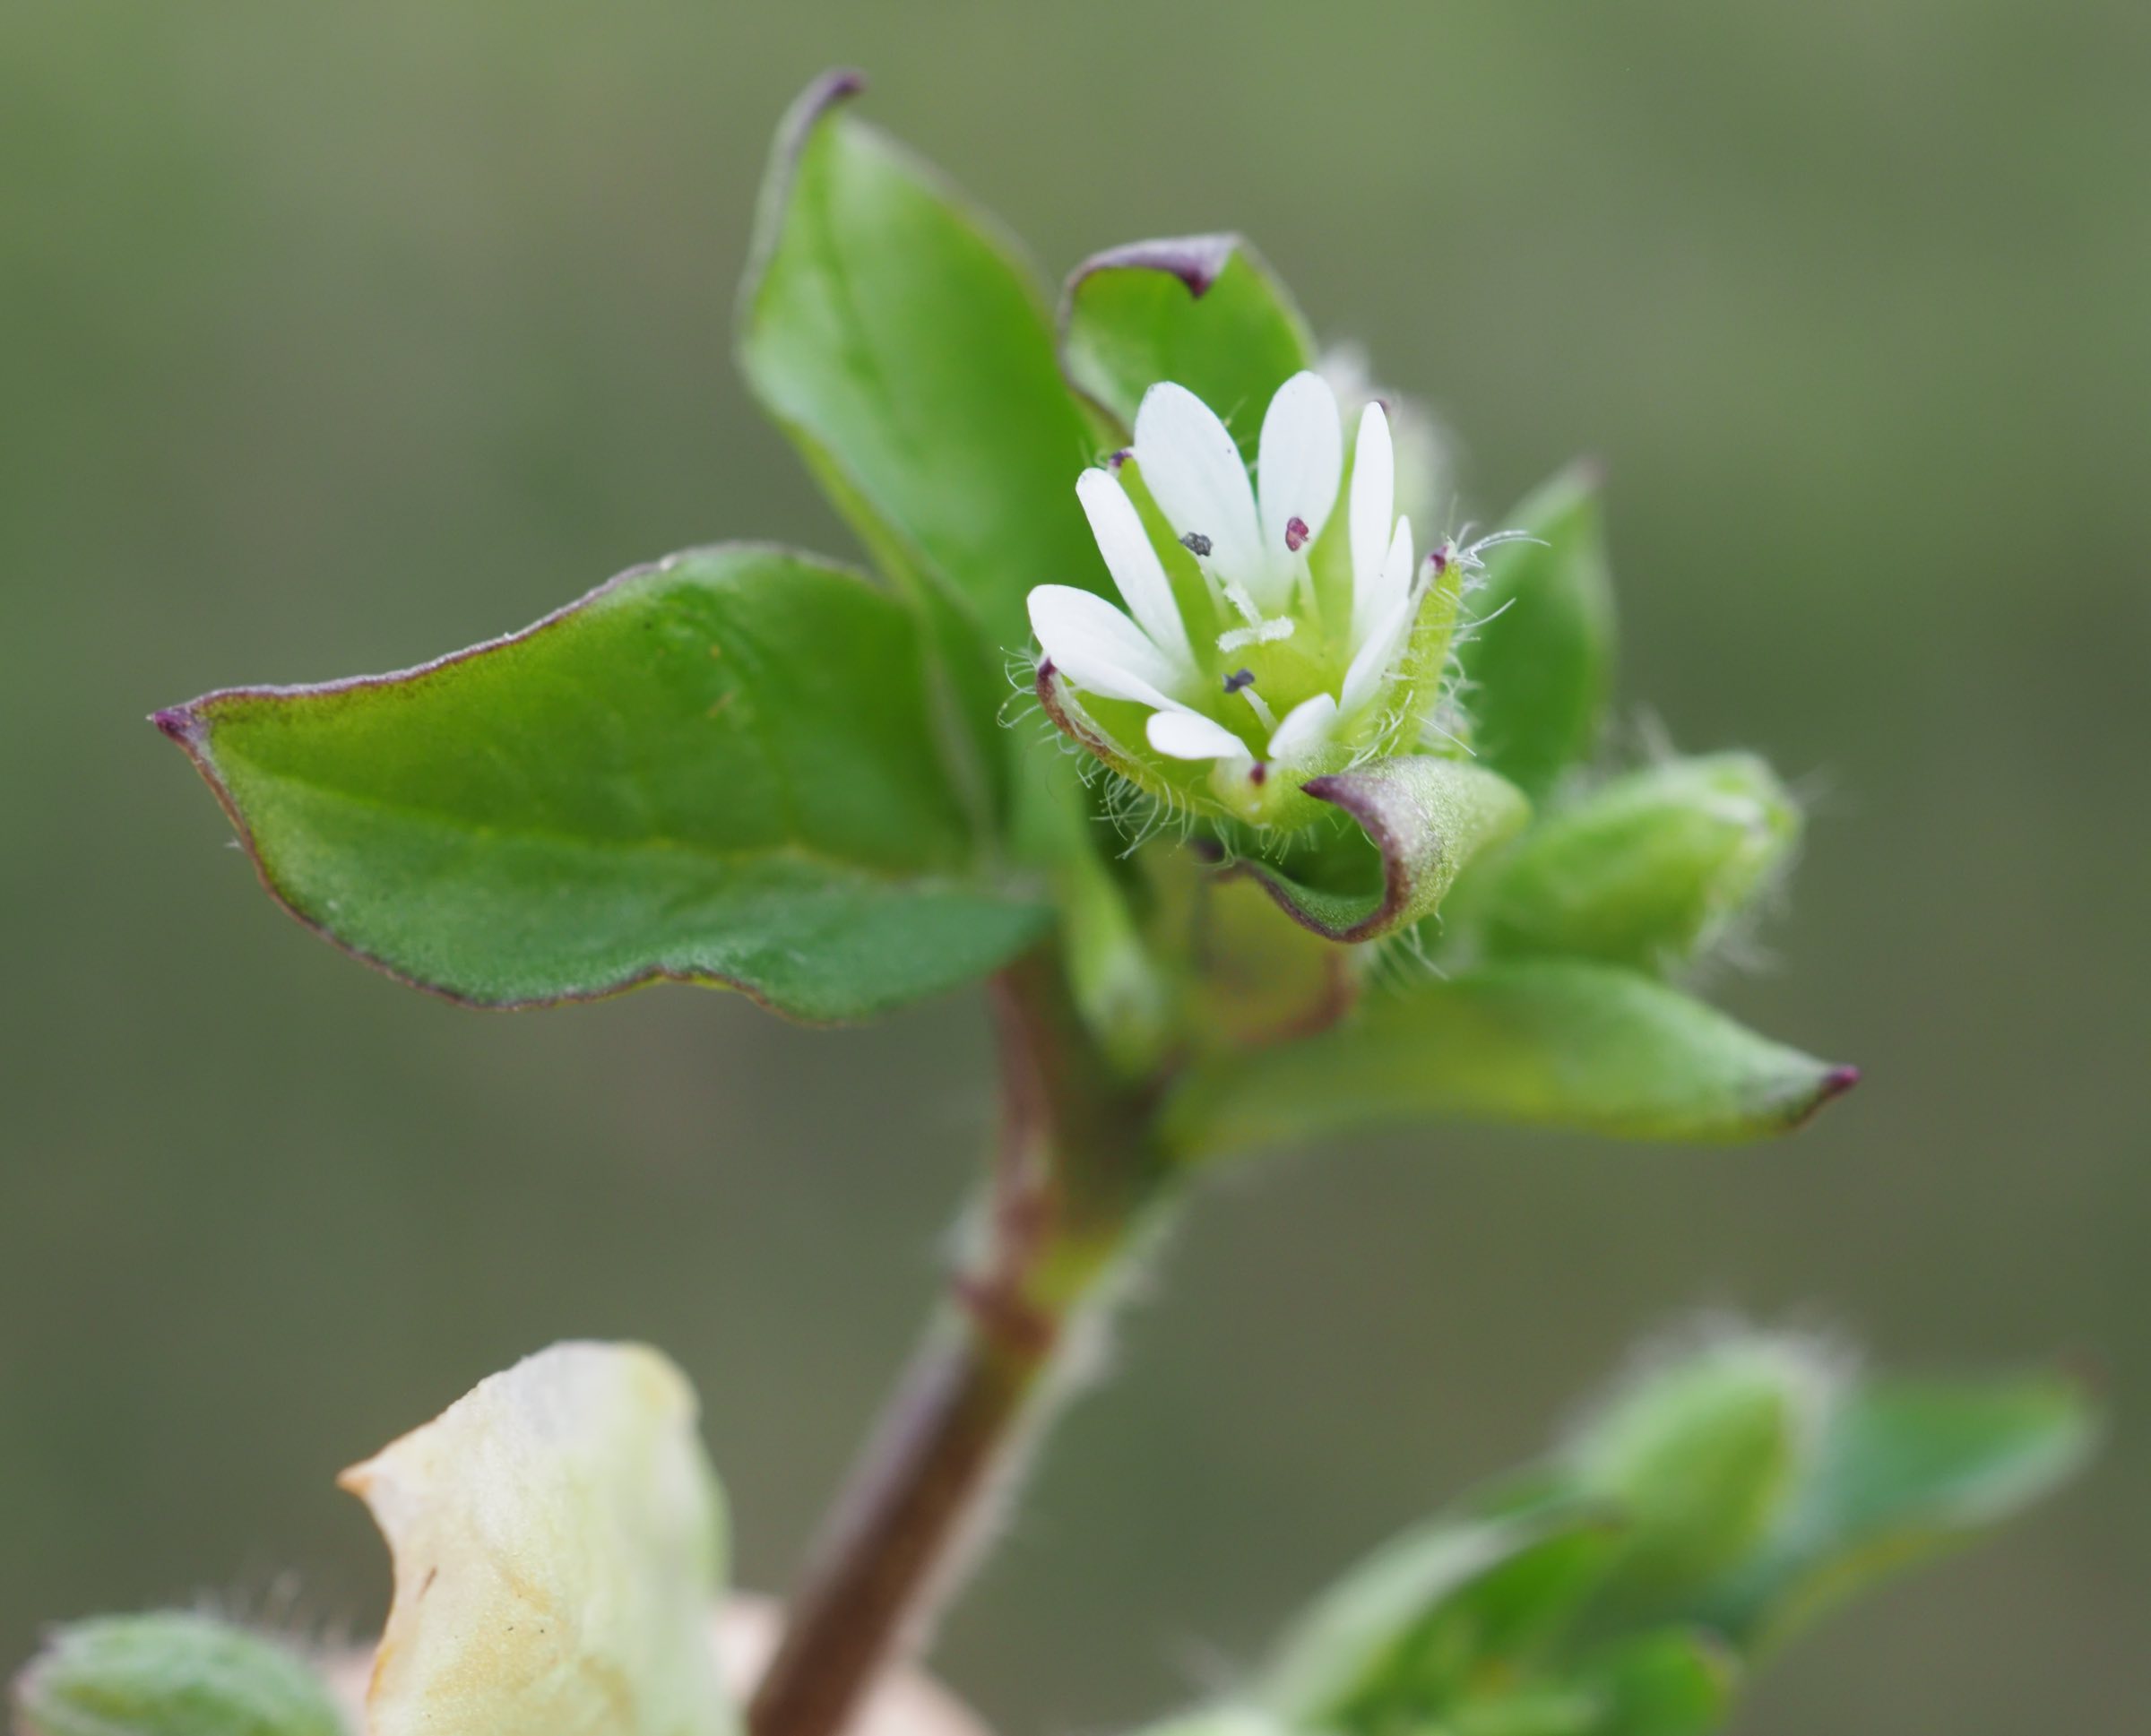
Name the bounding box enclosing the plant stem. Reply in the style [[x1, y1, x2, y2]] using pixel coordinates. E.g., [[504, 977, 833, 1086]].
[[747, 944, 1171, 1736]]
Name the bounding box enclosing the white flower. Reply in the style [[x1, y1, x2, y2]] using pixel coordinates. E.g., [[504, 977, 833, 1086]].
[[1028, 370, 1440, 794]]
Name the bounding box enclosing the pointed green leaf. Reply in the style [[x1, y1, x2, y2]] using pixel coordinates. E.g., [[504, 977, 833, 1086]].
[[1058, 235, 1314, 458], [1462, 466, 1616, 799], [739, 73, 1099, 661], [1165, 960, 1857, 1156], [12, 1612, 346, 1736], [1705, 1373, 2096, 1648], [1240, 756, 1531, 944], [158, 545, 1050, 1022], [1478, 755, 1801, 975]]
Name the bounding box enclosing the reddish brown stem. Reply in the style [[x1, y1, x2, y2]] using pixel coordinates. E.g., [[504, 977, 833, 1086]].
[[747, 946, 1166, 1736]]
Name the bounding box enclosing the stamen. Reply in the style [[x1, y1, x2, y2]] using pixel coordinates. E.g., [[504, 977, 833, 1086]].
[[1284, 515, 1310, 553], [1222, 669, 1276, 731], [1248, 762, 1269, 787], [1217, 618, 1295, 654], [1106, 447, 1132, 471], [1179, 531, 1213, 558]]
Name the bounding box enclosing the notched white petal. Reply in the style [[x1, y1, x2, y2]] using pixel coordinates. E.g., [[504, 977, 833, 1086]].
[[1267, 692, 1340, 762], [1341, 587, 1419, 717], [1349, 400, 1395, 610], [1257, 371, 1343, 562], [1353, 514, 1414, 652], [1147, 709, 1254, 762], [1028, 583, 1186, 708], [1134, 382, 1266, 592], [1076, 467, 1195, 669], [342, 1342, 732, 1736]]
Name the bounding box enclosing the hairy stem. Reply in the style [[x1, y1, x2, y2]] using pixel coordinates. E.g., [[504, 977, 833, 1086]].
[[747, 944, 1171, 1736]]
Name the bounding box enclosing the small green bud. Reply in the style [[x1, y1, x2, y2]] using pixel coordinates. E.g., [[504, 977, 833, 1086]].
[[12, 1612, 347, 1736], [1479, 754, 1800, 973], [1568, 1328, 1844, 1600]]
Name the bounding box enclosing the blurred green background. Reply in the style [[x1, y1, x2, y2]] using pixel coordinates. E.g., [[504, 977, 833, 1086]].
[[4, 3, 2146, 1731]]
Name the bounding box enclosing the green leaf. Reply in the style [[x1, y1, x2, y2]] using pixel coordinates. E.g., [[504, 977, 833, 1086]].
[[12, 1612, 346, 1736], [739, 72, 1100, 661], [1705, 1373, 2096, 1648], [1462, 466, 1616, 800], [1477, 755, 1801, 975], [1574, 1630, 1738, 1736], [1263, 1504, 1614, 1728], [1239, 756, 1531, 943], [1058, 235, 1315, 458], [157, 545, 1050, 1023], [1165, 959, 1857, 1156]]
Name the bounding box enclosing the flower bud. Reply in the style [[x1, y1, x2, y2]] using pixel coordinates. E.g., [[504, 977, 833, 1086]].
[[1568, 1328, 1843, 1599], [1478, 754, 1800, 973], [12, 1612, 345, 1736]]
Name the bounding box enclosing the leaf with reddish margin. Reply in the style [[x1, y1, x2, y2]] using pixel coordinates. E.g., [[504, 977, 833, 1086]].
[[156, 545, 1051, 1023], [1239, 756, 1531, 944], [1058, 234, 1315, 459], [739, 71, 1100, 663], [1163, 957, 1860, 1153]]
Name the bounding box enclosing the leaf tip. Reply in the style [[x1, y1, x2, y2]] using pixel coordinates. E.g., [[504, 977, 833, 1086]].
[[1067, 232, 1245, 302], [796, 65, 868, 123], [150, 705, 200, 747]]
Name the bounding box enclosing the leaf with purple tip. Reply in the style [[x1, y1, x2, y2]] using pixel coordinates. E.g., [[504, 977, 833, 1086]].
[[1165, 958, 1859, 1153], [1059, 234, 1314, 461], [158, 545, 1050, 1023]]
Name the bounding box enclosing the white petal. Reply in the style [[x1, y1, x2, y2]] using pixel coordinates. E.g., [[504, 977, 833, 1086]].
[[1257, 370, 1343, 564], [1341, 587, 1418, 716], [1348, 402, 1395, 628], [1029, 584, 1186, 709], [1353, 514, 1414, 651], [1076, 468, 1195, 669], [1133, 382, 1267, 598], [1147, 709, 1254, 762], [1267, 692, 1340, 762]]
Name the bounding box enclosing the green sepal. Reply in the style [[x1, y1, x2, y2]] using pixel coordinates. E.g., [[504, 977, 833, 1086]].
[[1239, 756, 1531, 943], [12, 1613, 347, 1736], [1700, 1372, 2096, 1650], [1058, 234, 1315, 459], [158, 545, 1050, 1023], [1569, 1628, 1740, 1736], [1568, 1332, 1842, 1606], [740, 72, 1101, 666], [1462, 466, 1616, 800], [1164, 959, 1858, 1156], [1475, 755, 1801, 974], [1262, 1500, 1620, 1730]]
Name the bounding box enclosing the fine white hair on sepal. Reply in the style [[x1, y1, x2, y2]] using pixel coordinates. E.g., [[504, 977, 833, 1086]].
[[1560, 1310, 1859, 1464]]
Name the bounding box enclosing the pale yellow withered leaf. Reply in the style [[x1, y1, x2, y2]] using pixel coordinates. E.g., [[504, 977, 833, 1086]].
[[341, 1341, 732, 1736]]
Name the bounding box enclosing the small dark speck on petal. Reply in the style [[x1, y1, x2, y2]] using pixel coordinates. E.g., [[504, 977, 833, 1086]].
[[1180, 531, 1213, 558]]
